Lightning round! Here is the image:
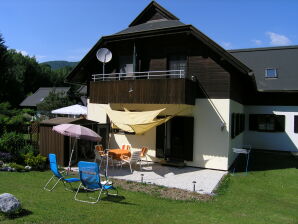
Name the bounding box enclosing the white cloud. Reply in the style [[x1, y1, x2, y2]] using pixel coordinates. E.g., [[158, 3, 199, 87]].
[[251, 39, 262, 45], [266, 32, 291, 46], [16, 49, 28, 56], [221, 41, 232, 49], [35, 55, 47, 60]]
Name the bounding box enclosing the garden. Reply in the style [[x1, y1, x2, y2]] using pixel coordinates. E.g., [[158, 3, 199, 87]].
[[0, 148, 298, 224], [0, 102, 47, 172]]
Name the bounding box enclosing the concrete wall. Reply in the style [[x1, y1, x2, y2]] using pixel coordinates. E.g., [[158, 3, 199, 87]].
[[109, 128, 157, 161], [87, 100, 107, 123], [244, 106, 298, 152], [186, 98, 230, 170], [87, 100, 232, 170], [228, 100, 245, 168]]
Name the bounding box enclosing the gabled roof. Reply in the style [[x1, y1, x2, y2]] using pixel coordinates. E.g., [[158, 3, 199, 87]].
[[20, 87, 70, 107], [65, 1, 252, 84], [129, 1, 179, 27], [116, 20, 185, 35], [229, 45, 298, 92]]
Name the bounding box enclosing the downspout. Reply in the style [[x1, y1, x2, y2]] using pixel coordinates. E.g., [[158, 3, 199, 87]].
[[133, 42, 137, 73]]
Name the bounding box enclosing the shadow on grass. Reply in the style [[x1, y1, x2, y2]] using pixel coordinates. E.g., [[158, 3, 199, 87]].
[[1, 209, 33, 220], [231, 149, 298, 173], [101, 195, 137, 205], [75, 190, 137, 205]]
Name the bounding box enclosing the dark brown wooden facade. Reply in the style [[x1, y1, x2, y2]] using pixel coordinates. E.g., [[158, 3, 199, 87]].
[[87, 33, 253, 105], [90, 78, 197, 105]]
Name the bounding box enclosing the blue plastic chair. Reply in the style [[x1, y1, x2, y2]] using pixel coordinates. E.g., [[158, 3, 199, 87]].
[[44, 154, 80, 191], [74, 161, 118, 204]]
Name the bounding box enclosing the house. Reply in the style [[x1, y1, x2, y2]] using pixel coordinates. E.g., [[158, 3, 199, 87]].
[[65, 1, 298, 171], [229, 46, 298, 152], [20, 87, 71, 108], [20, 86, 88, 108]]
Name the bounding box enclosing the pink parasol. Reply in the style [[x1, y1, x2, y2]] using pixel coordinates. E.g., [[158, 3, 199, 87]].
[[52, 124, 102, 170], [52, 124, 102, 142]]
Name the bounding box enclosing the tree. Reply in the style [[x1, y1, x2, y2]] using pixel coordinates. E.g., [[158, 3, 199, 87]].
[[0, 33, 75, 108], [0, 102, 34, 135], [36, 91, 75, 115]]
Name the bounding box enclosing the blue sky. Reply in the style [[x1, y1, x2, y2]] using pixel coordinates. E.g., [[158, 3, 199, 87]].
[[1, 0, 297, 62]]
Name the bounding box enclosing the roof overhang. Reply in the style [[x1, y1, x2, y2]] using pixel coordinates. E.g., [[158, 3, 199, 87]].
[[65, 25, 253, 85]]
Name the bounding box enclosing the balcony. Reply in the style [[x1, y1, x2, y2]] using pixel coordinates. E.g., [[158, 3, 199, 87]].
[[89, 70, 197, 105], [92, 70, 185, 81]]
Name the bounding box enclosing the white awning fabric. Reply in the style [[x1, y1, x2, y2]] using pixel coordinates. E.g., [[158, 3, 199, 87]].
[[51, 104, 87, 115]]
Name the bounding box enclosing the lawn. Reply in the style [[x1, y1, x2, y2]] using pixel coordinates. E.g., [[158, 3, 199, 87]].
[[0, 150, 298, 224]]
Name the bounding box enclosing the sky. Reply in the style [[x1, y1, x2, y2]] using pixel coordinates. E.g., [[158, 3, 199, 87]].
[[0, 0, 297, 63]]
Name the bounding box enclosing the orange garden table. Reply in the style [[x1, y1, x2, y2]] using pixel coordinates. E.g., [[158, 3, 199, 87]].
[[108, 149, 131, 161]]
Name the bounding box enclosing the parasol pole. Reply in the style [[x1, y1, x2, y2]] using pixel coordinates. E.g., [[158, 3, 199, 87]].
[[67, 137, 77, 172]]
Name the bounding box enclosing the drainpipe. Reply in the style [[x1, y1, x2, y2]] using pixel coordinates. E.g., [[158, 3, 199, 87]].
[[133, 42, 137, 73]]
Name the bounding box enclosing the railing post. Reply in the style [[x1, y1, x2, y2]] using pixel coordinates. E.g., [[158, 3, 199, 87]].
[[119, 73, 120, 80], [148, 72, 149, 79], [103, 74, 105, 81], [180, 70, 182, 78]]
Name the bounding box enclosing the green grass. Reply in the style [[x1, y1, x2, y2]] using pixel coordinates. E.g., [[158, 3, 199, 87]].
[[0, 151, 298, 224]]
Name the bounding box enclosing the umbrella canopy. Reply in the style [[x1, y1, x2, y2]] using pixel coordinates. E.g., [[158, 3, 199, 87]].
[[52, 124, 102, 142], [51, 104, 87, 115]]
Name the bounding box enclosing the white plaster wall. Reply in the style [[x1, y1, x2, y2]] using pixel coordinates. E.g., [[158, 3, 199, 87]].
[[244, 106, 298, 152], [109, 128, 157, 161], [228, 100, 244, 168], [87, 100, 232, 170], [186, 98, 230, 170], [87, 100, 108, 123]]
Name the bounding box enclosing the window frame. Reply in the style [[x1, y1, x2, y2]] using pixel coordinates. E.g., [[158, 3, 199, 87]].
[[249, 114, 285, 132], [265, 68, 278, 79]]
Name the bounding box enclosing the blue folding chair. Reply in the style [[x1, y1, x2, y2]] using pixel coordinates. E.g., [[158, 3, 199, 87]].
[[74, 161, 118, 204], [44, 154, 80, 191]]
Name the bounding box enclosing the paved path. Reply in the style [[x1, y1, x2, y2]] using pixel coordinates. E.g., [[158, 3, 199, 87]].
[[104, 163, 227, 194]]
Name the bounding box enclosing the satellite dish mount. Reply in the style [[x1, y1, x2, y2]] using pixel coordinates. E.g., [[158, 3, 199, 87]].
[[96, 48, 112, 76]]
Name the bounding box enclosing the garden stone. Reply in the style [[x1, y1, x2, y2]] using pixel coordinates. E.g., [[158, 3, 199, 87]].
[[0, 193, 21, 214], [25, 166, 32, 171]]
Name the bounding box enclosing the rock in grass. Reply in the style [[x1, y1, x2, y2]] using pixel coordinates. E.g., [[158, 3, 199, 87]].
[[0, 193, 21, 214]]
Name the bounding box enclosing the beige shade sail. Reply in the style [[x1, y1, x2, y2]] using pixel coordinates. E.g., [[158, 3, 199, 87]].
[[104, 107, 172, 134], [129, 116, 173, 134]]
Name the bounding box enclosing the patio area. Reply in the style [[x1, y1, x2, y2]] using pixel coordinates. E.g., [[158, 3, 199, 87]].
[[100, 163, 227, 194]]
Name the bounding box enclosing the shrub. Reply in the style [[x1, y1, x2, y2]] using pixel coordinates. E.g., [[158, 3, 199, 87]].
[[20, 144, 38, 156], [8, 163, 25, 172], [0, 151, 13, 162], [24, 152, 47, 170], [0, 132, 26, 157]]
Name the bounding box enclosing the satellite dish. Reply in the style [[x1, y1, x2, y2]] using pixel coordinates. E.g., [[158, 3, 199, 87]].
[[96, 48, 112, 63]]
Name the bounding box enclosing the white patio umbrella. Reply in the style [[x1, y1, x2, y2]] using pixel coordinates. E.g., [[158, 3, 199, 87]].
[[52, 124, 102, 170], [51, 104, 87, 116]]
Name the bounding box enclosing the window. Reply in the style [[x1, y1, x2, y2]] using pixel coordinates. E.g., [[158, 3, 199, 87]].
[[294, 116, 298, 133], [265, 68, 278, 78], [119, 55, 134, 77], [231, 113, 245, 138], [249, 114, 285, 132], [168, 55, 187, 75]]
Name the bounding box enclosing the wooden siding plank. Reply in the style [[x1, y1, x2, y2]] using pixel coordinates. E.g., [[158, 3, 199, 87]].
[[39, 126, 65, 165], [90, 79, 195, 105]]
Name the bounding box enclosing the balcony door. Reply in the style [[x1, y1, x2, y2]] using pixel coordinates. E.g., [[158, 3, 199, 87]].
[[156, 116, 194, 161], [119, 55, 134, 77], [168, 55, 187, 76]]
